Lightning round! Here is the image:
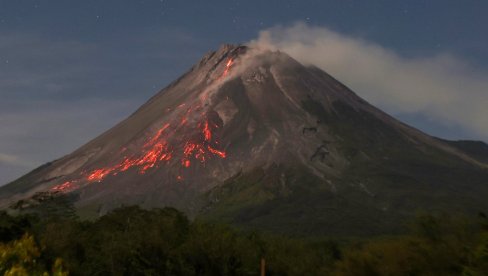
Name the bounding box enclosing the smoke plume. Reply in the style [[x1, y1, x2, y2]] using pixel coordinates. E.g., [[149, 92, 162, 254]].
[[248, 23, 488, 140]]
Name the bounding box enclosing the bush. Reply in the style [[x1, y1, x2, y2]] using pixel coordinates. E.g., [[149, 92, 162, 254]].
[[3, 206, 488, 275], [0, 233, 68, 275]]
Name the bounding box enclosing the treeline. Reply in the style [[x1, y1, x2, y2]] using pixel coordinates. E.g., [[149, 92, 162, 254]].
[[1, 206, 488, 275]]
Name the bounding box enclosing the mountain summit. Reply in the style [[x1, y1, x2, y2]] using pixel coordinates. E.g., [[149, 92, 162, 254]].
[[2, 44, 488, 235]]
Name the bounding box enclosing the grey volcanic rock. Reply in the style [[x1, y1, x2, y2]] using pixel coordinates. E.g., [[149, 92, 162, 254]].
[[1, 44, 488, 235]]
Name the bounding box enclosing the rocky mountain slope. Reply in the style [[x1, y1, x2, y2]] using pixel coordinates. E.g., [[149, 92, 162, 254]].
[[2, 44, 487, 236]]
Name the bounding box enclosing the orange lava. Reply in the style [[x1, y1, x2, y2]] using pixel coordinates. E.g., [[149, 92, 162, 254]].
[[51, 56, 234, 192], [51, 181, 75, 192], [203, 120, 212, 141], [88, 168, 115, 182], [145, 123, 170, 147], [207, 145, 226, 158], [73, 112, 227, 186], [82, 123, 174, 183], [223, 58, 234, 77], [183, 160, 191, 167]]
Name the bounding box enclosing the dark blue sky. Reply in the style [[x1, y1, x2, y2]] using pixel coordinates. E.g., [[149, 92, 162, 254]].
[[1, 0, 487, 184], [3, 1, 487, 60]]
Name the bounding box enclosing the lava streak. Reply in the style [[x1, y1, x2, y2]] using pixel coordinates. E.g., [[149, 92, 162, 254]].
[[222, 58, 234, 77], [88, 168, 115, 182], [56, 110, 227, 187], [51, 55, 233, 192], [207, 145, 226, 158], [81, 123, 174, 183], [145, 123, 170, 147], [216, 57, 234, 81], [51, 180, 76, 192], [181, 116, 227, 166], [203, 120, 212, 141]]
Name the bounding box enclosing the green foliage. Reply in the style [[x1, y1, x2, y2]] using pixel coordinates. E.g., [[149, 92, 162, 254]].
[[0, 233, 68, 276], [42, 206, 191, 275], [178, 222, 261, 275], [333, 214, 488, 276], [2, 206, 488, 275], [263, 236, 331, 275], [0, 211, 36, 242]]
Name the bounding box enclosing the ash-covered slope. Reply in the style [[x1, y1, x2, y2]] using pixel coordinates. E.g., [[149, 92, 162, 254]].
[[2, 44, 488, 235]]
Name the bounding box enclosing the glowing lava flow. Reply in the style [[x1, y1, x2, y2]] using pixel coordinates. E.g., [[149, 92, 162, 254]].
[[223, 58, 234, 77], [51, 111, 227, 189], [215, 57, 234, 82], [207, 145, 226, 158], [203, 120, 212, 141], [51, 181, 76, 192], [145, 123, 170, 147], [88, 168, 115, 182], [80, 114, 226, 184], [81, 129, 174, 183], [180, 116, 226, 167], [51, 57, 234, 192]]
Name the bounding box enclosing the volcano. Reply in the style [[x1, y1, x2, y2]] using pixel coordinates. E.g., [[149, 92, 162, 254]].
[[2, 44, 488, 236]]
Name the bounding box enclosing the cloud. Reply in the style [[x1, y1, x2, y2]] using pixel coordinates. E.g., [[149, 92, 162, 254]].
[[248, 23, 488, 140], [0, 153, 38, 186], [0, 153, 25, 166]]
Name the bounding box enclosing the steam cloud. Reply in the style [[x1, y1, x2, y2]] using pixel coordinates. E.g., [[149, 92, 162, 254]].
[[0, 153, 26, 167], [248, 23, 488, 140]]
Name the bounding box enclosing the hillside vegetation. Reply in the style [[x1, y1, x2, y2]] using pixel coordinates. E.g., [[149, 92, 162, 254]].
[[2, 205, 488, 275]]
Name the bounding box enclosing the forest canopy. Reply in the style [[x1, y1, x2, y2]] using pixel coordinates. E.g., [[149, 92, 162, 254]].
[[1, 206, 488, 275]]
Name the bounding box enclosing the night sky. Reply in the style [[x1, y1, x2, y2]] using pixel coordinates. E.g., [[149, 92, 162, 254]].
[[1, 0, 487, 185]]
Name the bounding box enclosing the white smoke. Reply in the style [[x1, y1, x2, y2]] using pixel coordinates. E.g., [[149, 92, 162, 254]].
[[0, 153, 26, 166], [248, 23, 488, 141]]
